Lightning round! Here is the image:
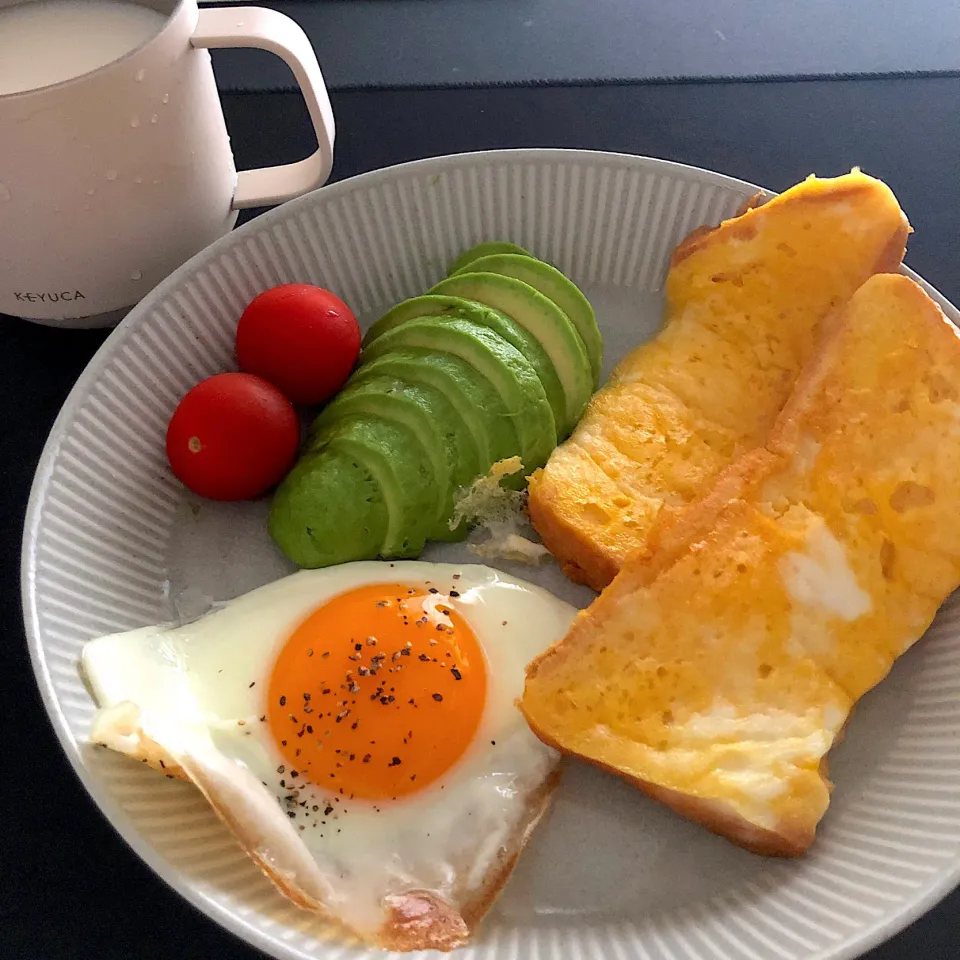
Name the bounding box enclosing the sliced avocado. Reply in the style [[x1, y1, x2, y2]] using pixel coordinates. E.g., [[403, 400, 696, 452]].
[[452, 254, 603, 386], [345, 360, 485, 487], [364, 294, 566, 436], [359, 317, 556, 476], [312, 377, 460, 542], [351, 351, 506, 471], [447, 241, 531, 275], [427, 273, 592, 437], [269, 446, 388, 568], [313, 417, 440, 559]]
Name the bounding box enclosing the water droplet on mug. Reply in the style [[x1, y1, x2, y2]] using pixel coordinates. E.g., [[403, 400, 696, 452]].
[[131, 270, 143, 281], [105, 170, 118, 181], [130, 115, 141, 128], [162, 93, 170, 104], [86, 187, 96, 196], [236, 20, 245, 27], [150, 114, 159, 124], [136, 68, 146, 82], [0, 183, 10, 202], [133, 176, 143, 185]]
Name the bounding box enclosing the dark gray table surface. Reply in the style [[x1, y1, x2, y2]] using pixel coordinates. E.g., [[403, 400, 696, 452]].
[[4, 77, 960, 958], [207, 0, 960, 90]]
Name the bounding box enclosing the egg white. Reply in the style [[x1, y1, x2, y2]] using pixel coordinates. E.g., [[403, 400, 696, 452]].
[[82, 562, 575, 946]]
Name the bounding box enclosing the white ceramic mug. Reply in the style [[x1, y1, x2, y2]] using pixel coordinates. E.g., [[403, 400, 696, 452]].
[[0, 0, 335, 327]]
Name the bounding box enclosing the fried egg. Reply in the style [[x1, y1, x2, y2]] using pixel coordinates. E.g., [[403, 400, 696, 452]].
[[82, 562, 575, 951]]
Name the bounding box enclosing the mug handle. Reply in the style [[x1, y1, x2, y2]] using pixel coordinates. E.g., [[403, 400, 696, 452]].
[[191, 6, 335, 210]]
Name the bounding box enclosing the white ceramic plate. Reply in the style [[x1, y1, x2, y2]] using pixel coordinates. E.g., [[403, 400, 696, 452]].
[[23, 150, 960, 960]]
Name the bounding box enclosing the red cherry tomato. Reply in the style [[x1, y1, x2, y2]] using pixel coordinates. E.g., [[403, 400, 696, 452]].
[[235, 284, 361, 406], [166, 373, 300, 501]]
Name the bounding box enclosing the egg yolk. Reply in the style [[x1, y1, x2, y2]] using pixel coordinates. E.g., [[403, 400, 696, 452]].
[[267, 583, 487, 800]]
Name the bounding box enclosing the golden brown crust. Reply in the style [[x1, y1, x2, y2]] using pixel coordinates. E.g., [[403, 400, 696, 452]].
[[524, 273, 959, 860], [523, 716, 815, 856], [526, 469, 622, 590], [529, 170, 910, 593], [106, 723, 562, 952], [380, 892, 470, 952], [378, 763, 562, 951]]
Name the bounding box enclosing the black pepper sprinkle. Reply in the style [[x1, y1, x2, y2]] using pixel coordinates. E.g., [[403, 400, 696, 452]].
[[322, 688, 331, 695], [324, 805, 334, 815], [307, 725, 314, 734], [279, 696, 287, 706], [363, 754, 371, 763], [428, 587, 439, 594], [418, 653, 430, 662], [354, 642, 363, 651], [389, 757, 401, 766], [435, 624, 445, 632], [277, 765, 286, 774], [307, 649, 314, 657], [259, 715, 266, 722], [322, 651, 330, 658], [449, 590, 460, 598], [491, 741, 496, 746], [351, 721, 359, 730], [453, 574, 461, 580], [159, 760, 166, 769], [287, 811, 296, 819], [432, 693, 443, 702], [502, 620, 508, 626], [248, 681, 256, 688], [400, 647, 411, 656], [166, 774, 174, 779], [303, 692, 312, 701], [451, 668, 462, 680]]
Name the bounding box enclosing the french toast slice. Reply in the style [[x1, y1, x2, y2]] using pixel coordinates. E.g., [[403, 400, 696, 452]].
[[528, 171, 910, 590], [522, 274, 960, 856]]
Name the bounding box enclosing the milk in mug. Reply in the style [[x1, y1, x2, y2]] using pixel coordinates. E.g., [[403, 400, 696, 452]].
[[0, 0, 166, 96]]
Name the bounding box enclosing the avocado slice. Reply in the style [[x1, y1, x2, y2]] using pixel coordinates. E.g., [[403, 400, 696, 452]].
[[452, 254, 603, 386], [269, 446, 388, 568], [312, 377, 462, 542], [359, 317, 556, 476], [351, 351, 506, 472], [364, 295, 566, 436], [447, 241, 531, 275], [312, 416, 441, 559], [427, 273, 593, 437]]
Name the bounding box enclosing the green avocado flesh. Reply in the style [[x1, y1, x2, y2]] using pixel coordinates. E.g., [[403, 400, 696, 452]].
[[446, 241, 531, 275], [452, 254, 603, 386], [312, 376, 466, 542], [269, 241, 603, 569], [364, 294, 566, 435], [269, 446, 388, 568], [360, 316, 556, 472], [314, 416, 439, 559], [429, 273, 592, 435]]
